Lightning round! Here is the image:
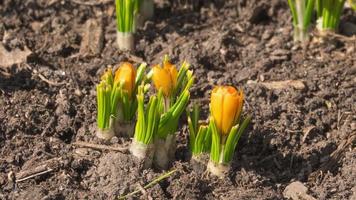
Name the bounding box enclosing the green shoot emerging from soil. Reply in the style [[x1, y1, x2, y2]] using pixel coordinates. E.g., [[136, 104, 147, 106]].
[[316, 0, 346, 32], [113, 62, 146, 137], [96, 62, 146, 139], [133, 85, 161, 146], [209, 116, 251, 165], [96, 68, 119, 139], [130, 84, 161, 168], [187, 103, 211, 156], [208, 86, 251, 177], [115, 0, 141, 50], [151, 56, 195, 169], [115, 0, 141, 33], [287, 0, 315, 42], [152, 57, 194, 139]]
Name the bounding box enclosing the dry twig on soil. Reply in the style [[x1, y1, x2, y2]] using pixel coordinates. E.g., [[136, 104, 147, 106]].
[[118, 169, 177, 199], [72, 141, 129, 153], [15, 157, 62, 183], [25, 64, 66, 86]]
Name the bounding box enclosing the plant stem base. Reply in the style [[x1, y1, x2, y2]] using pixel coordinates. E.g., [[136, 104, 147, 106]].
[[153, 135, 176, 170], [130, 140, 154, 169], [114, 120, 135, 137], [293, 27, 309, 42], [96, 128, 115, 140], [207, 161, 230, 178], [117, 32, 134, 51], [191, 154, 209, 174]]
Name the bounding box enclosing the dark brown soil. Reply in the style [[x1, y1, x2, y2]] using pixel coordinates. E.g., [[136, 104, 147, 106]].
[[1, 0, 355, 199]]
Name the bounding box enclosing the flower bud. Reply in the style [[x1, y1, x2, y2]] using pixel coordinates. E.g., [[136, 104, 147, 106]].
[[114, 62, 136, 97], [210, 86, 244, 135], [152, 62, 178, 97], [163, 60, 178, 89]]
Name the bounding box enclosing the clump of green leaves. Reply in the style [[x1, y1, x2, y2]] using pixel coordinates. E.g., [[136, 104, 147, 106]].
[[115, 0, 141, 33], [287, 0, 315, 42], [133, 85, 161, 146], [209, 116, 251, 165], [187, 104, 211, 156], [96, 68, 120, 132], [150, 57, 195, 169], [96, 63, 146, 139], [130, 84, 161, 168], [115, 0, 141, 51], [316, 0, 346, 32], [287, 0, 348, 42]]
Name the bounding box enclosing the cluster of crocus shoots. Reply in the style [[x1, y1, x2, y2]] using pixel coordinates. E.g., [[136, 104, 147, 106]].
[[150, 56, 194, 169], [97, 56, 194, 169], [115, 0, 155, 51], [287, 0, 315, 42], [97, 58, 251, 176], [131, 56, 194, 169], [287, 0, 347, 42], [188, 86, 251, 177], [96, 62, 146, 139]]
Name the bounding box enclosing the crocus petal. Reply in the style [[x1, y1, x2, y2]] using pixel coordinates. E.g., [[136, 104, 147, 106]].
[[114, 62, 136, 97], [221, 87, 240, 135], [234, 90, 244, 122], [164, 61, 178, 89], [152, 65, 172, 97], [211, 87, 224, 134], [210, 86, 244, 135]]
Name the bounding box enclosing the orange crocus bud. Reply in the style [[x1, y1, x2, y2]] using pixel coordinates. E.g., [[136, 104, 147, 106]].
[[163, 60, 178, 89], [152, 63, 178, 97], [210, 86, 244, 135], [114, 62, 136, 97]]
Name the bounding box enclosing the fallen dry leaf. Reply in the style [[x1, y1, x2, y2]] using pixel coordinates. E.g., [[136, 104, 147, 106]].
[[0, 44, 32, 68], [261, 80, 305, 90]]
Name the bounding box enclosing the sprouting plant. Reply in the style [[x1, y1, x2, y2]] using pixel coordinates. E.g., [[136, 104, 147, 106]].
[[208, 86, 251, 177], [287, 0, 315, 42], [96, 67, 120, 139], [150, 56, 195, 169], [130, 84, 161, 168], [187, 103, 211, 156], [114, 62, 146, 137], [316, 0, 346, 33], [96, 62, 146, 139], [115, 0, 141, 51]]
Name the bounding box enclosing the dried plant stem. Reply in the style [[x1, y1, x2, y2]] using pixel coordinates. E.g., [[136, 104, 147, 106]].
[[118, 169, 177, 199]]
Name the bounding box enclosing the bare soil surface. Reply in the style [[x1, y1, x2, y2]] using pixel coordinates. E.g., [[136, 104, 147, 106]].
[[0, 0, 355, 199]]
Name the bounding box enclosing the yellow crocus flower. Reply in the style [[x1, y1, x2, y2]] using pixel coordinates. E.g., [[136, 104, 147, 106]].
[[114, 62, 136, 97], [163, 60, 178, 89], [210, 86, 244, 135], [152, 61, 178, 97]]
